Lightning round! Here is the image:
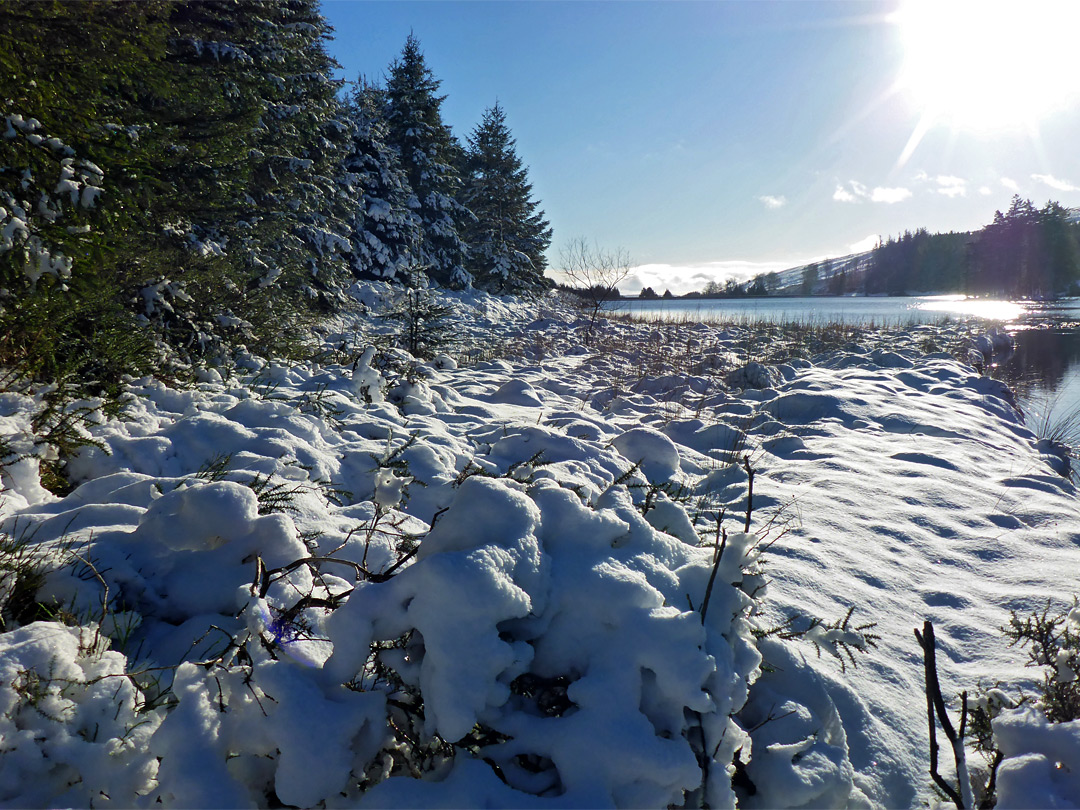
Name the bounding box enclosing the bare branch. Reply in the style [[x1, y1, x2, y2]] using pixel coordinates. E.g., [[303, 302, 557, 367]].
[[558, 237, 632, 336]]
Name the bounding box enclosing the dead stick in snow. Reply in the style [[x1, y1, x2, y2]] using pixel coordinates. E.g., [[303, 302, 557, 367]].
[[742, 456, 754, 533], [915, 619, 965, 809], [699, 515, 727, 625]]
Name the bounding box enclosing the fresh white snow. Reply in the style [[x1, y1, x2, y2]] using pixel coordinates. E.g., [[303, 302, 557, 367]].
[[1, 285, 1078, 808]]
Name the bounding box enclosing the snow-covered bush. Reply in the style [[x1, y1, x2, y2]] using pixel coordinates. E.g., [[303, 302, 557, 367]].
[[0, 329, 784, 807], [122, 473, 764, 807], [1003, 600, 1080, 724], [921, 600, 1080, 808], [0, 622, 162, 807]]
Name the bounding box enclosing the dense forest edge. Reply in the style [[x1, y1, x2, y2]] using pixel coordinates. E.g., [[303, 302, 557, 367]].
[[0, 2, 551, 402]]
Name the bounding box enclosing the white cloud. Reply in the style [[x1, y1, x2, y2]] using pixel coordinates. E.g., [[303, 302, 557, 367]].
[[935, 174, 964, 186], [1032, 173, 1080, 192], [870, 186, 912, 204], [978, 186, 993, 196], [834, 180, 911, 204], [759, 194, 787, 209], [1001, 177, 1020, 192], [833, 184, 859, 203], [932, 175, 967, 198], [914, 171, 966, 197]]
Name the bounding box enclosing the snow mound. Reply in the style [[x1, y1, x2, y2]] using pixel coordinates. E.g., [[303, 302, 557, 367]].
[[610, 427, 682, 484], [726, 361, 780, 390]]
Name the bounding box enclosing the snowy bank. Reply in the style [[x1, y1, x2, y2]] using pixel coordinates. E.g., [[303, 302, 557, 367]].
[[1, 292, 1078, 808]]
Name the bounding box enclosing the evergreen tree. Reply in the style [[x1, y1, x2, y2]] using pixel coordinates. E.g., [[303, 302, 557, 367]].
[[0, 0, 359, 387], [970, 196, 1044, 296], [237, 0, 354, 307], [384, 34, 472, 288], [1039, 201, 1080, 294], [461, 102, 552, 293], [0, 1, 174, 388], [341, 79, 422, 282], [146, 1, 277, 351]]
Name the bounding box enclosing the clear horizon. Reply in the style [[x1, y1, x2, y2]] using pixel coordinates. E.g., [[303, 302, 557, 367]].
[[321, 0, 1080, 294]]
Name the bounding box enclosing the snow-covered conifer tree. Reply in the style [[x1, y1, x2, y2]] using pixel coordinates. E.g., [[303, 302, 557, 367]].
[[0, 2, 174, 387], [461, 102, 552, 293], [341, 80, 422, 282], [384, 34, 473, 288], [238, 0, 355, 308]]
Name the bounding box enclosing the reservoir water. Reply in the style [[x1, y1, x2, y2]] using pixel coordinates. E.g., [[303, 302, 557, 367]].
[[621, 295, 1080, 447]]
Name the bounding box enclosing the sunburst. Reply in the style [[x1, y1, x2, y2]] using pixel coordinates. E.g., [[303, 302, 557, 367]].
[[891, 0, 1080, 164]]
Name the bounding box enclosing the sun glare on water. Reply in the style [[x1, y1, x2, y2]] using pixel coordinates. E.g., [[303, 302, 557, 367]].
[[916, 295, 1028, 321], [893, 0, 1080, 138]]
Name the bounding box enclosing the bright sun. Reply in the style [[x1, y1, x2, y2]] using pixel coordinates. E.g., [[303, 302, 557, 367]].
[[893, 0, 1080, 133]]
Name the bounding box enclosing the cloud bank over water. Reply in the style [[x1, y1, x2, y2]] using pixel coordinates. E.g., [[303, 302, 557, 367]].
[[622, 260, 792, 296]]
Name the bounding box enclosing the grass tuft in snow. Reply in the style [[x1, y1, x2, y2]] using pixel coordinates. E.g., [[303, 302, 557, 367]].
[[0, 522, 52, 629], [1025, 394, 1080, 481]]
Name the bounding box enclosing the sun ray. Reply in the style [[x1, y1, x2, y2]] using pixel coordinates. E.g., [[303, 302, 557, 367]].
[[896, 110, 935, 169]]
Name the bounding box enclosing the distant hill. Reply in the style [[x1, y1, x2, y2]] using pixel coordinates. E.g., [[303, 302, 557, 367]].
[[769, 251, 876, 295]]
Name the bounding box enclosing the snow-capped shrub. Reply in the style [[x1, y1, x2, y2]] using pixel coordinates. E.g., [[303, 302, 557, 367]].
[[737, 637, 857, 808], [726, 361, 781, 391], [315, 476, 761, 807], [0, 622, 162, 807], [1003, 600, 1080, 724], [992, 706, 1080, 807]]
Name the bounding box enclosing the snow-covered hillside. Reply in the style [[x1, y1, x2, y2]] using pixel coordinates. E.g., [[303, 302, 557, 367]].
[[1, 287, 1078, 808]]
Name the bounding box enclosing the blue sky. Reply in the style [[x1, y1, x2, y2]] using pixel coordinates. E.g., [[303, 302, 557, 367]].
[[321, 1, 1080, 294]]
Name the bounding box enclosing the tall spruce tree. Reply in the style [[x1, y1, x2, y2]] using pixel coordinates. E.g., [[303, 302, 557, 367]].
[[461, 102, 552, 293], [238, 0, 354, 308], [342, 80, 422, 282], [151, 1, 280, 353], [114, 0, 349, 358], [384, 34, 472, 288]]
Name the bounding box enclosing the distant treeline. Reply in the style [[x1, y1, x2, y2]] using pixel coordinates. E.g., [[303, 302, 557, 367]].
[[867, 198, 1079, 297], [687, 196, 1080, 300]]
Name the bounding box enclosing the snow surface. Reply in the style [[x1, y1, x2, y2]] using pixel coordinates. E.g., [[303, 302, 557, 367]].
[[1, 285, 1078, 808]]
